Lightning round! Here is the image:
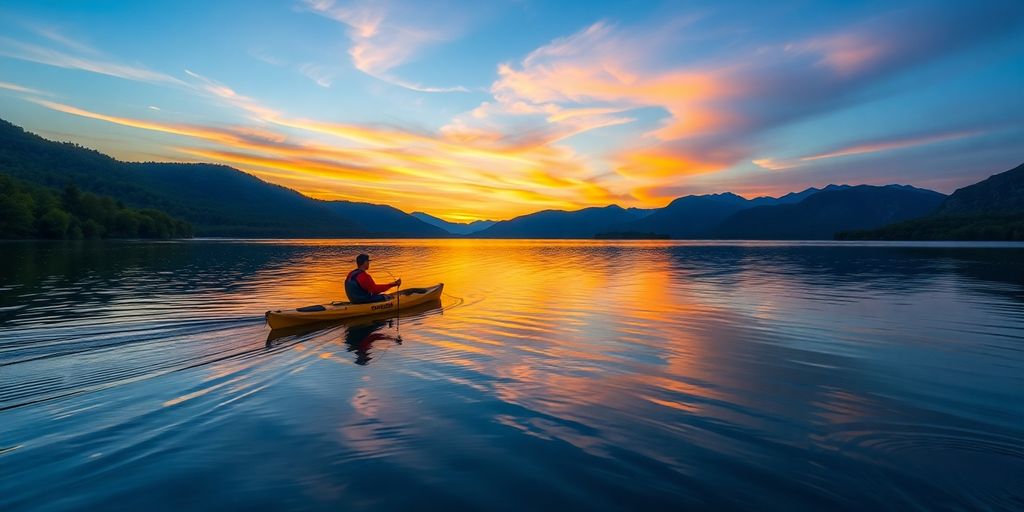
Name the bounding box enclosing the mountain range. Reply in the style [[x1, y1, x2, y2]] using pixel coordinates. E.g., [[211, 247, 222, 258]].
[[1, 118, 1020, 240], [613, 187, 852, 239], [838, 163, 1024, 240], [475, 184, 947, 239], [712, 185, 946, 239], [411, 212, 495, 235], [475, 205, 652, 238], [0, 119, 443, 237]]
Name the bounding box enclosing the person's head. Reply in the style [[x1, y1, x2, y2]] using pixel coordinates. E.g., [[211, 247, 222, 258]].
[[356, 253, 370, 270]]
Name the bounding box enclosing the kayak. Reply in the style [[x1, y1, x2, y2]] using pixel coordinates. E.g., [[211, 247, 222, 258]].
[[265, 283, 444, 330], [266, 298, 443, 343]]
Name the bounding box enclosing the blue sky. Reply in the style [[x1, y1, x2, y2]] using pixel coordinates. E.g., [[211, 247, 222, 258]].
[[0, 0, 1021, 220]]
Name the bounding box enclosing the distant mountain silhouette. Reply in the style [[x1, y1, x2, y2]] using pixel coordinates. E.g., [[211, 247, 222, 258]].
[[424, 184, 946, 240], [712, 185, 946, 239], [0, 119, 438, 237], [604, 186, 853, 238], [476, 205, 652, 238], [411, 212, 495, 235], [321, 202, 446, 237], [839, 163, 1024, 241], [934, 163, 1023, 215], [617, 193, 750, 238], [748, 184, 851, 207]]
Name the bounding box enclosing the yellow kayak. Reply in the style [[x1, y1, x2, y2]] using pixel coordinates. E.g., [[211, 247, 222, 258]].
[[265, 283, 444, 330]]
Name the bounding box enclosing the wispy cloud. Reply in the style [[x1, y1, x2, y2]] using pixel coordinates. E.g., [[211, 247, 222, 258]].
[[183, 69, 279, 119], [0, 36, 183, 85], [302, 0, 468, 92], [29, 98, 274, 145], [750, 158, 796, 171], [26, 24, 100, 55], [250, 49, 341, 89], [0, 81, 52, 96], [250, 48, 288, 67], [378, 77, 468, 94], [297, 62, 336, 88], [753, 129, 986, 170], [801, 130, 986, 161], [0, 23, 289, 113]]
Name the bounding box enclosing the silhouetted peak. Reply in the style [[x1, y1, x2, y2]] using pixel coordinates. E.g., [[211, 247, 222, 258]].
[[666, 192, 747, 207]]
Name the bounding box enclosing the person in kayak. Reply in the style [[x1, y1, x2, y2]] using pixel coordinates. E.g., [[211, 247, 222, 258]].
[[345, 253, 401, 304]]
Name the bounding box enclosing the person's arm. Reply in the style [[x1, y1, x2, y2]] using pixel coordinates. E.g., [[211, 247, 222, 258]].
[[356, 272, 396, 294]]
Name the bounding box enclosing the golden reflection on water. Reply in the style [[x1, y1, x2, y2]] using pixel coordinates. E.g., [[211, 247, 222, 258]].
[[214, 239, 736, 449], [3, 239, 1023, 510]]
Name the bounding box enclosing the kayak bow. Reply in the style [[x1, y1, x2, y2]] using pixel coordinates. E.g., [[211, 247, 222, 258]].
[[265, 283, 444, 330]]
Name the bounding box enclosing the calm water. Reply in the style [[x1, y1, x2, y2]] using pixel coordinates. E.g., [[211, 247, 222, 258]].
[[1, 240, 1022, 510]]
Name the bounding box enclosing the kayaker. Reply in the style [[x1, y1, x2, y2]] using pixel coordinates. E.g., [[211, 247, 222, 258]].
[[345, 253, 401, 304]]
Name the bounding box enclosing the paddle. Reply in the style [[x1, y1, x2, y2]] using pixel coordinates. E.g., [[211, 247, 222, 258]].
[[395, 277, 402, 341], [382, 270, 403, 341]]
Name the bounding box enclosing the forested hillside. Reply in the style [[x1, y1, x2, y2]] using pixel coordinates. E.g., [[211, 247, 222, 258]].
[[0, 175, 191, 239]]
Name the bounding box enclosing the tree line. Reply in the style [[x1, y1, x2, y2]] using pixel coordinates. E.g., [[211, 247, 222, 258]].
[[0, 174, 192, 239], [837, 214, 1024, 241]]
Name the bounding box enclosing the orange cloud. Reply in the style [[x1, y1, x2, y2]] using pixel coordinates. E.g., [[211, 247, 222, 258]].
[[442, 20, 752, 201], [486, 22, 739, 142], [33, 98, 628, 220], [617, 151, 725, 180], [546, 107, 628, 123], [30, 99, 251, 144], [179, 148, 386, 183], [460, 8, 1004, 199]]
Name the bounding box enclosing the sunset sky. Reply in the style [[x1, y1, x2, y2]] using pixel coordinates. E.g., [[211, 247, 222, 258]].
[[0, 0, 1021, 221]]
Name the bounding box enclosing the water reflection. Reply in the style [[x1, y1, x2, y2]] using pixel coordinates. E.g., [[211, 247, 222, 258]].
[[265, 300, 443, 365], [344, 322, 399, 366], [0, 240, 1022, 510]]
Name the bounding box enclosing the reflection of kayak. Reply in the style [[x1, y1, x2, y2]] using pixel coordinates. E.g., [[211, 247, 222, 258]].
[[265, 283, 444, 330]]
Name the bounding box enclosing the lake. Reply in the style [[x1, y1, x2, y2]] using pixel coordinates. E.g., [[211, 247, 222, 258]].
[[1, 239, 1022, 510]]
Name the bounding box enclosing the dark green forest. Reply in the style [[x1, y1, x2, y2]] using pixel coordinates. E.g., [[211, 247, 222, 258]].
[[0, 175, 192, 239], [837, 214, 1024, 241]]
